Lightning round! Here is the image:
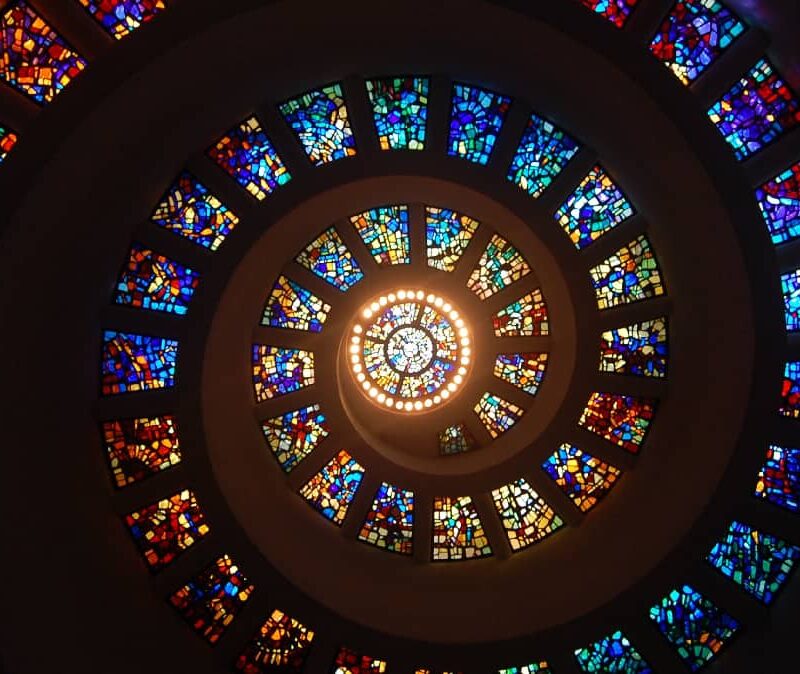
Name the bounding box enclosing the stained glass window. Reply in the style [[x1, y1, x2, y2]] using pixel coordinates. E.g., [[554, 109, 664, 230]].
[[507, 113, 581, 198], [780, 361, 800, 418], [77, 0, 166, 39], [0, 124, 17, 162], [590, 235, 664, 309], [755, 444, 800, 512], [498, 663, 552, 674], [493, 352, 548, 396], [574, 630, 652, 673], [474, 392, 525, 438], [236, 609, 315, 673], [366, 76, 428, 150], [542, 443, 621, 512], [0, 2, 86, 104], [426, 206, 480, 272], [350, 205, 410, 265], [491, 479, 563, 551], [707, 520, 800, 604], [447, 83, 511, 165], [781, 269, 800, 331], [492, 289, 549, 337], [124, 489, 209, 571], [101, 330, 178, 395], [151, 172, 238, 251], [299, 450, 365, 525], [261, 275, 331, 333], [439, 423, 476, 455], [279, 84, 356, 165], [113, 244, 200, 315], [579, 392, 656, 453], [207, 116, 291, 200], [169, 554, 254, 644], [599, 318, 668, 377], [101, 415, 181, 488], [556, 165, 634, 249], [650, 0, 745, 85], [252, 346, 315, 402], [295, 227, 364, 291], [756, 161, 800, 245], [333, 647, 387, 673], [649, 584, 739, 671], [708, 59, 800, 160], [467, 234, 531, 300], [432, 496, 492, 561], [358, 482, 414, 554], [261, 404, 329, 473]]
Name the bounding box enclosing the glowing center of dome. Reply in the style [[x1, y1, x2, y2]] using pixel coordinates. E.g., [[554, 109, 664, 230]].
[[349, 290, 471, 412]]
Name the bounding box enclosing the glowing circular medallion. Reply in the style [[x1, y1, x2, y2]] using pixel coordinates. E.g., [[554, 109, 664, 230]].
[[349, 290, 471, 412]]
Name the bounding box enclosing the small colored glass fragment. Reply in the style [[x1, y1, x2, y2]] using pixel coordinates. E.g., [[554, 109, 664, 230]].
[[542, 443, 621, 512], [279, 84, 356, 165], [507, 113, 580, 198], [333, 646, 387, 673], [207, 116, 291, 200], [101, 415, 181, 488], [780, 361, 800, 418], [366, 76, 428, 150], [358, 482, 414, 554], [474, 392, 525, 438], [649, 584, 739, 671], [0, 124, 18, 162], [498, 663, 552, 674], [0, 2, 86, 104], [556, 165, 634, 248], [574, 630, 652, 673], [448, 83, 511, 165], [426, 206, 480, 271], [350, 205, 410, 265], [101, 330, 178, 395], [781, 268, 800, 331], [491, 479, 563, 551], [439, 423, 476, 455], [252, 345, 315, 402], [432, 496, 492, 561], [579, 392, 656, 453], [236, 609, 315, 673], [590, 235, 664, 309], [124, 489, 209, 571], [467, 234, 531, 300], [599, 317, 668, 377], [707, 520, 800, 604], [295, 227, 364, 291], [299, 450, 364, 525], [493, 352, 548, 396], [754, 444, 800, 512], [169, 554, 254, 644], [77, 0, 166, 39], [113, 244, 200, 315], [261, 275, 331, 333], [260, 404, 329, 473], [708, 59, 800, 160], [151, 172, 238, 251], [650, 0, 745, 85], [756, 161, 800, 245], [492, 289, 549, 337]]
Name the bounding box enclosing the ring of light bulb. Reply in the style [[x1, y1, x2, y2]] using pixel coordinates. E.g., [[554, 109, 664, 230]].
[[348, 290, 472, 413]]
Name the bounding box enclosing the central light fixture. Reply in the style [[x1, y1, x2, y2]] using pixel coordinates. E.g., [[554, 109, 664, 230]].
[[349, 290, 472, 412]]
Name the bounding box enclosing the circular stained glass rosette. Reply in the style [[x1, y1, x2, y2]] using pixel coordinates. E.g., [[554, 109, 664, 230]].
[[349, 290, 472, 412]]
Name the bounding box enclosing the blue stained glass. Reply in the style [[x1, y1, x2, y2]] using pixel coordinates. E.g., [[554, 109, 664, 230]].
[[295, 227, 364, 291], [781, 268, 800, 331], [366, 76, 428, 150], [299, 450, 365, 525], [574, 630, 652, 673], [755, 444, 800, 512], [756, 162, 800, 245], [448, 83, 511, 165], [252, 345, 315, 402], [101, 330, 178, 395], [580, 0, 640, 28]]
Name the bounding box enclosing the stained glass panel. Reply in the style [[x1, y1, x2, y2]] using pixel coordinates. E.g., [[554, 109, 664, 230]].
[[491, 479, 563, 551], [756, 162, 800, 245], [261, 275, 331, 333], [467, 234, 531, 300], [492, 289, 549, 337], [507, 113, 580, 198], [447, 83, 511, 165], [333, 647, 387, 673], [124, 489, 209, 571], [780, 361, 800, 418], [781, 268, 800, 331], [350, 205, 410, 265], [498, 663, 552, 674], [261, 404, 329, 473], [366, 76, 428, 150], [543, 443, 621, 512], [425, 206, 480, 272], [101, 330, 178, 395], [590, 235, 665, 309], [475, 392, 525, 438], [494, 352, 548, 395], [101, 415, 181, 488], [708, 59, 800, 160], [299, 450, 364, 525], [358, 482, 414, 554], [207, 116, 291, 200], [755, 444, 800, 512], [579, 392, 656, 453], [599, 318, 668, 377], [252, 346, 315, 402], [574, 630, 652, 673], [432, 496, 492, 561], [279, 84, 356, 165], [295, 227, 364, 291], [0, 124, 17, 162], [77, 0, 166, 39], [439, 423, 476, 455], [236, 609, 315, 673]]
